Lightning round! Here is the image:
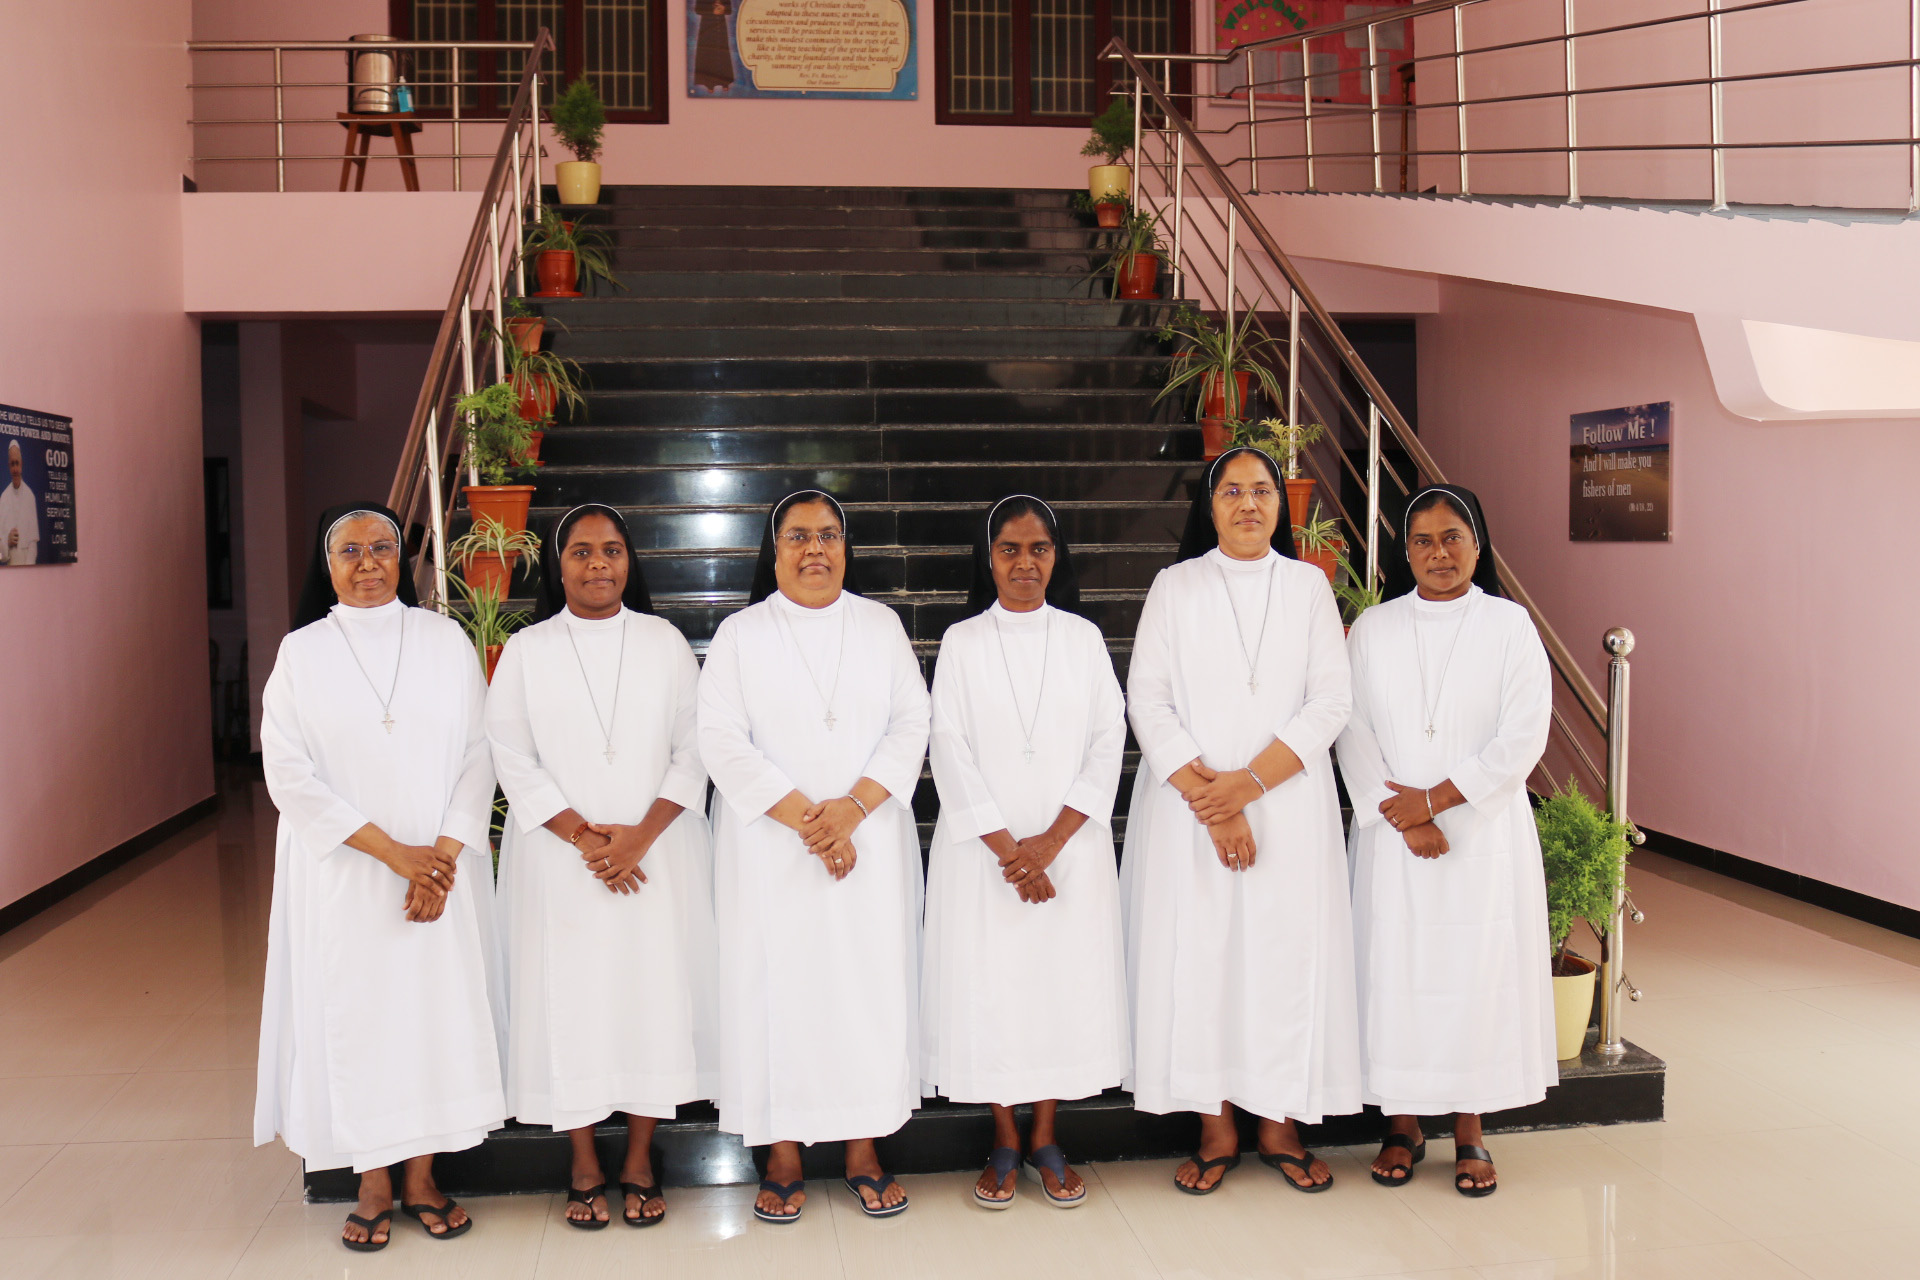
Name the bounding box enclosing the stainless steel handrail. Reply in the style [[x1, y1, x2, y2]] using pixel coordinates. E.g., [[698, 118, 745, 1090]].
[[1113, 0, 1920, 211], [188, 39, 541, 192], [383, 28, 555, 608]]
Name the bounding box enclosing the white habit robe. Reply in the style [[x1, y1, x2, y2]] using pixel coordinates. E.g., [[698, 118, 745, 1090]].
[[0, 478, 38, 564], [697, 590, 931, 1147], [1121, 548, 1360, 1122], [1337, 585, 1557, 1116], [487, 607, 719, 1131], [255, 598, 507, 1172], [921, 602, 1130, 1105]]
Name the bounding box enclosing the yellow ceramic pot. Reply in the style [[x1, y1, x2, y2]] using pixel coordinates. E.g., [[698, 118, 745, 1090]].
[[1552, 953, 1597, 1061], [1087, 164, 1131, 203], [556, 160, 602, 205]]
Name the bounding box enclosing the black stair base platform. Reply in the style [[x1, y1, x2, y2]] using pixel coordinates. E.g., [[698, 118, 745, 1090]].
[[303, 1039, 1663, 1200]]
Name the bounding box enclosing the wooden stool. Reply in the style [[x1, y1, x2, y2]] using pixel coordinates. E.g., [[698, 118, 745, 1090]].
[[337, 112, 423, 191]]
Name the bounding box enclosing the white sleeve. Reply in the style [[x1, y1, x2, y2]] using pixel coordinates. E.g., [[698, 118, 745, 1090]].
[[1273, 572, 1353, 767], [1128, 573, 1205, 784], [697, 617, 799, 821], [927, 636, 1008, 843], [860, 613, 932, 807], [1063, 629, 1126, 822], [1448, 612, 1553, 814], [485, 636, 570, 835], [439, 639, 498, 854], [657, 634, 709, 812], [260, 638, 371, 858], [1333, 612, 1395, 829]]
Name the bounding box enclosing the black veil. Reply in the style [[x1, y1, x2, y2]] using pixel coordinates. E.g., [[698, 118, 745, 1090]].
[[746, 489, 861, 605], [1173, 446, 1298, 563], [533, 503, 656, 621], [965, 494, 1083, 617], [292, 501, 419, 632], [1381, 482, 1505, 601]]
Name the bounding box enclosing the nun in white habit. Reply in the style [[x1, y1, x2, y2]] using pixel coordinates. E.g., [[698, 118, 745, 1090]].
[[488, 503, 717, 1230], [697, 490, 931, 1224], [1122, 447, 1359, 1196], [1336, 484, 1553, 1198], [256, 502, 505, 1252], [922, 496, 1129, 1210]]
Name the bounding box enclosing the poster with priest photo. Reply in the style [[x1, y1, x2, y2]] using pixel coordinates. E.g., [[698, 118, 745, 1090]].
[[0, 403, 76, 566]]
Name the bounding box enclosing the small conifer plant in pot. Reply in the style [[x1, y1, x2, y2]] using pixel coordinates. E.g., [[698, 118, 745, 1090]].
[[1538, 779, 1630, 1060], [551, 76, 606, 204], [1082, 97, 1134, 203]]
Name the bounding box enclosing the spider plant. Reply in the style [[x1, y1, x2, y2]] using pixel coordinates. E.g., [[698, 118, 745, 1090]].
[[447, 514, 541, 579], [523, 206, 620, 294], [1154, 304, 1286, 422], [1293, 505, 1344, 552], [492, 321, 587, 424], [1330, 547, 1384, 624], [448, 570, 532, 677], [1231, 417, 1328, 478]]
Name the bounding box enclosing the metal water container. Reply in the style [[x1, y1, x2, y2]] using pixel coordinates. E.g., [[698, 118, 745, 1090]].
[[348, 34, 399, 113]]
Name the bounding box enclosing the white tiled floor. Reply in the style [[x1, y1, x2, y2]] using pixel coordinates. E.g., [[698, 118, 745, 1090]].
[[2, 777, 1916, 1277]]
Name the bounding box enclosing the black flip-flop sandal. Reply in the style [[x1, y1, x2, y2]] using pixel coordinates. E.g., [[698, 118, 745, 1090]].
[[620, 1180, 665, 1227], [753, 1179, 805, 1224], [565, 1183, 611, 1230], [341, 1208, 392, 1252], [1173, 1152, 1240, 1195], [1259, 1149, 1334, 1193], [1370, 1132, 1427, 1187], [844, 1172, 909, 1218], [1454, 1144, 1498, 1198], [401, 1197, 472, 1239]]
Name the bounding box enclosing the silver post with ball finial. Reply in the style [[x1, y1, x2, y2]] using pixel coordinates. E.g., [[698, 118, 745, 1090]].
[[1599, 627, 1644, 1056]]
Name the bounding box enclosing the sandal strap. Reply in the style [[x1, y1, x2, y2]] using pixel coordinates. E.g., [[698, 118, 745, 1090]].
[[986, 1146, 1021, 1177], [567, 1184, 609, 1205], [1026, 1143, 1071, 1179], [1379, 1133, 1423, 1153], [619, 1181, 662, 1199], [758, 1179, 804, 1199], [1263, 1149, 1315, 1171], [402, 1199, 460, 1220], [344, 1210, 393, 1229], [1455, 1144, 1495, 1165], [1190, 1152, 1241, 1173], [844, 1173, 897, 1193]]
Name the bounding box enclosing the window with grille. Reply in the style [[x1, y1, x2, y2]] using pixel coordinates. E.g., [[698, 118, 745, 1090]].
[[391, 0, 667, 122], [936, 0, 1190, 126]]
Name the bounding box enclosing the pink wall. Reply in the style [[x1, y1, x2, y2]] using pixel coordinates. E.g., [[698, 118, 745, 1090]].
[[0, 0, 214, 912], [1417, 277, 1920, 909]]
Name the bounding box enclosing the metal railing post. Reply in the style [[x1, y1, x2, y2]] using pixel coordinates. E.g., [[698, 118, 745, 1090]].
[[1286, 289, 1301, 434], [1599, 627, 1640, 1056], [488, 203, 507, 383], [272, 47, 285, 193], [1709, 0, 1727, 209], [1225, 201, 1238, 335], [1172, 130, 1186, 295], [531, 69, 543, 223], [1454, 4, 1470, 195], [1909, 0, 1918, 213], [452, 56, 464, 192], [511, 130, 526, 297], [1303, 36, 1318, 191], [1365, 401, 1381, 586], [1368, 23, 1384, 192], [1565, 0, 1581, 203], [1246, 65, 1260, 194], [424, 407, 449, 612], [1131, 75, 1143, 203]]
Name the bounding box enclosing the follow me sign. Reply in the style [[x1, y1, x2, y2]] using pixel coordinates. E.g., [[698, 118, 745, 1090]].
[[1569, 402, 1671, 542]]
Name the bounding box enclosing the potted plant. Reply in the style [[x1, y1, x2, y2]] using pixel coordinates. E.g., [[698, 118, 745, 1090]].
[[448, 513, 542, 605], [505, 296, 545, 359], [551, 76, 607, 205], [1072, 189, 1129, 229], [1107, 207, 1166, 300], [1242, 416, 1330, 529], [1155, 305, 1286, 459], [1538, 779, 1630, 1061], [1082, 98, 1134, 203], [493, 320, 586, 446], [524, 206, 616, 298], [455, 381, 541, 535], [449, 570, 532, 683], [1329, 548, 1381, 629], [1289, 503, 1346, 585]]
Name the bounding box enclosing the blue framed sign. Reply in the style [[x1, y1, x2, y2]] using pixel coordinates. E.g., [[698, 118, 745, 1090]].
[[0, 403, 75, 566], [689, 0, 917, 99]]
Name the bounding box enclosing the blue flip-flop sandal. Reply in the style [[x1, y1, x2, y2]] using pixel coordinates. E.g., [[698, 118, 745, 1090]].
[[753, 1179, 805, 1224], [1023, 1144, 1087, 1208], [974, 1147, 1020, 1210], [845, 1172, 909, 1218]]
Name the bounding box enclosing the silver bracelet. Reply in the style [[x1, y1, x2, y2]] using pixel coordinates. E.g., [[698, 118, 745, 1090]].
[[1424, 788, 1435, 821], [1245, 765, 1269, 794], [843, 794, 870, 819]]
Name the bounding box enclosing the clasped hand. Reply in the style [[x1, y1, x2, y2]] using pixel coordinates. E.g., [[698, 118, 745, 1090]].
[[1185, 763, 1263, 826], [801, 797, 864, 881], [998, 832, 1064, 904], [576, 823, 654, 894], [389, 837, 460, 923], [1380, 781, 1449, 858], [1173, 761, 1260, 872]]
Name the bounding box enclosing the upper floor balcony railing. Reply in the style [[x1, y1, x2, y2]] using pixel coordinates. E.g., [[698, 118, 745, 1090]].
[[188, 39, 551, 193], [1132, 0, 1920, 213]]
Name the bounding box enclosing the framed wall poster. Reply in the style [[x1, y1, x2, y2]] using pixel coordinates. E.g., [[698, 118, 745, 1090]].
[[688, 0, 918, 99], [1569, 402, 1671, 542], [0, 403, 75, 566], [1214, 0, 1415, 103]]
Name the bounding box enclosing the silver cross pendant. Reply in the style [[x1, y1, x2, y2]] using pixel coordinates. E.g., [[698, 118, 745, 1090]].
[[823, 711, 837, 731], [380, 712, 395, 734]]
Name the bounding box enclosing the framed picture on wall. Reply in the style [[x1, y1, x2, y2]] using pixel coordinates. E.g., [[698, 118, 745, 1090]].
[[1569, 402, 1671, 542], [0, 403, 75, 566]]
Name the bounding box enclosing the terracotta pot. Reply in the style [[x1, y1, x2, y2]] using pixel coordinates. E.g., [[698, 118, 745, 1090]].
[[1094, 201, 1125, 228], [517, 429, 545, 465], [463, 551, 517, 599], [555, 160, 602, 205], [513, 371, 555, 424], [464, 484, 537, 536], [1552, 952, 1598, 1061], [1200, 417, 1233, 460], [1117, 254, 1159, 299], [1202, 370, 1253, 421], [1087, 164, 1130, 202], [1298, 541, 1341, 583], [1285, 476, 1317, 532], [534, 250, 580, 298], [505, 315, 545, 356], [484, 643, 504, 683]]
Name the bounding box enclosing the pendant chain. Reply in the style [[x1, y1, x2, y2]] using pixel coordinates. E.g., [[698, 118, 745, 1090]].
[[776, 601, 847, 730], [566, 613, 628, 763], [1214, 556, 1277, 694], [332, 609, 406, 734], [992, 607, 1051, 764], [1413, 594, 1474, 741]]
